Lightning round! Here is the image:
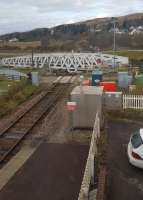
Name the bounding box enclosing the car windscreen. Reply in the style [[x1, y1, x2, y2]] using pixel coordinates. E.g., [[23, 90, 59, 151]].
[[131, 132, 143, 149]]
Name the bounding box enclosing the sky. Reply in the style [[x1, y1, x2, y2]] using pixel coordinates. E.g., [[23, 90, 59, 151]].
[[0, 0, 143, 35]]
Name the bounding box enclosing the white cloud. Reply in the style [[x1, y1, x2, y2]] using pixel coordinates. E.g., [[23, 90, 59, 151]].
[[0, 0, 142, 34], [65, 19, 75, 24]]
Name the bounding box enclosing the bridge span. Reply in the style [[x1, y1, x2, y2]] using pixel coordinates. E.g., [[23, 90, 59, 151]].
[[0, 53, 128, 73]]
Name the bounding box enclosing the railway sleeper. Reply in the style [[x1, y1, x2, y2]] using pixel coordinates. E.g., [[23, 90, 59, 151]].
[[8, 128, 29, 133], [0, 138, 18, 150], [0, 84, 69, 164]]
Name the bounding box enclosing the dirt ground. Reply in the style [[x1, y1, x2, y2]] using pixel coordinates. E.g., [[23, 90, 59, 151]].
[[106, 119, 143, 200], [25, 91, 92, 146]]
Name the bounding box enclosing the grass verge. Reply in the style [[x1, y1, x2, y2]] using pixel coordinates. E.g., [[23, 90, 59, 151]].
[[105, 50, 143, 60], [95, 131, 108, 200], [15, 67, 39, 74], [107, 109, 143, 123], [0, 80, 39, 118], [0, 41, 41, 50], [0, 80, 18, 91]]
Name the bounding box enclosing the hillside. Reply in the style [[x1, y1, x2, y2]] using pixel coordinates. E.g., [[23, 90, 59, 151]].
[[0, 28, 49, 42], [82, 13, 143, 27], [0, 13, 143, 51]]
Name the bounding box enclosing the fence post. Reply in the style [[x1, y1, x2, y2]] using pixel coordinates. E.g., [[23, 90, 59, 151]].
[[90, 154, 95, 185]]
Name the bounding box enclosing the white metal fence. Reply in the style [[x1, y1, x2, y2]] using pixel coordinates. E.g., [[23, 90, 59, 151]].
[[78, 113, 100, 200], [123, 94, 143, 109], [0, 69, 27, 80]]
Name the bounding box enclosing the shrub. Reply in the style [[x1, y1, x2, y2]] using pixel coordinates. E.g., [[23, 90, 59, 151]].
[[0, 81, 39, 118]]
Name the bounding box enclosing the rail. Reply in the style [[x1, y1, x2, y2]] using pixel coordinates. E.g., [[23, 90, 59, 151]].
[[0, 83, 70, 165]]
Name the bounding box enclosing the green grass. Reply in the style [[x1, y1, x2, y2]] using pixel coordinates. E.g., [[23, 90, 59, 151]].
[[96, 131, 108, 168], [0, 80, 19, 91], [108, 109, 143, 122], [135, 81, 143, 87], [0, 41, 41, 50], [105, 50, 143, 60], [0, 80, 40, 118], [15, 67, 39, 74]]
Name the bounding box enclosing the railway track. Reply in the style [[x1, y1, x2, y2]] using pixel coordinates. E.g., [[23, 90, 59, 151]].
[[0, 83, 70, 165]]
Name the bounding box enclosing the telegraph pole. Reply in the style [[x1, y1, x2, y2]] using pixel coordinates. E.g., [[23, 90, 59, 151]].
[[32, 49, 34, 68], [112, 17, 117, 71], [113, 20, 116, 71]]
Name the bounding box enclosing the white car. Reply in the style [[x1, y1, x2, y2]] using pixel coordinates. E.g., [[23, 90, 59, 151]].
[[128, 129, 143, 169]]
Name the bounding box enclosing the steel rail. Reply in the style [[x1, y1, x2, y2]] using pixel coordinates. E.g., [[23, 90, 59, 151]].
[[0, 83, 69, 165]]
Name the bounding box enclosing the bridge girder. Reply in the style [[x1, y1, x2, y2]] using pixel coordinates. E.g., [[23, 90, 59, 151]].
[[0, 53, 129, 73]]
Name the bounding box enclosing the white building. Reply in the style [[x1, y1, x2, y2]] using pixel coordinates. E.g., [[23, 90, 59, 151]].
[[129, 29, 142, 35], [137, 26, 143, 31], [9, 38, 19, 42]]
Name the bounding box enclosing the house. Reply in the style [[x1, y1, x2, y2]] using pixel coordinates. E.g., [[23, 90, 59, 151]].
[[129, 26, 135, 31], [9, 38, 19, 42], [129, 28, 142, 35], [50, 29, 54, 35], [95, 29, 102, 33], [109, 28, 126, 34], [109, 27, 120, 33], [116, 30, 126, 34], [137, 26, 143, 31]]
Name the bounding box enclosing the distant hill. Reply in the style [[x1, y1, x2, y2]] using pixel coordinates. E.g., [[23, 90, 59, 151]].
[[0, 28, 49, 42], [81, 13, 143, 27], [0, 13, 143, 51]]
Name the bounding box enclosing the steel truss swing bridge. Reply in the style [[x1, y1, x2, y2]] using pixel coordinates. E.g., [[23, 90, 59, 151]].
[[0, 53, 128, 73]]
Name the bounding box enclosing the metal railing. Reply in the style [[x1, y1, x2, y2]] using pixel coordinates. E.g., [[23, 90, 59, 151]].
[[0, 69, 27, 80], [78, 113, 100, 200], [123, 94, 143, 109], [0, 53, 129, 73]]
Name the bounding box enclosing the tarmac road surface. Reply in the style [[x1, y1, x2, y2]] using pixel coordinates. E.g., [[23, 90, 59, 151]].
[[0, 143, 89, 200], [107, 120, 143, 200]]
